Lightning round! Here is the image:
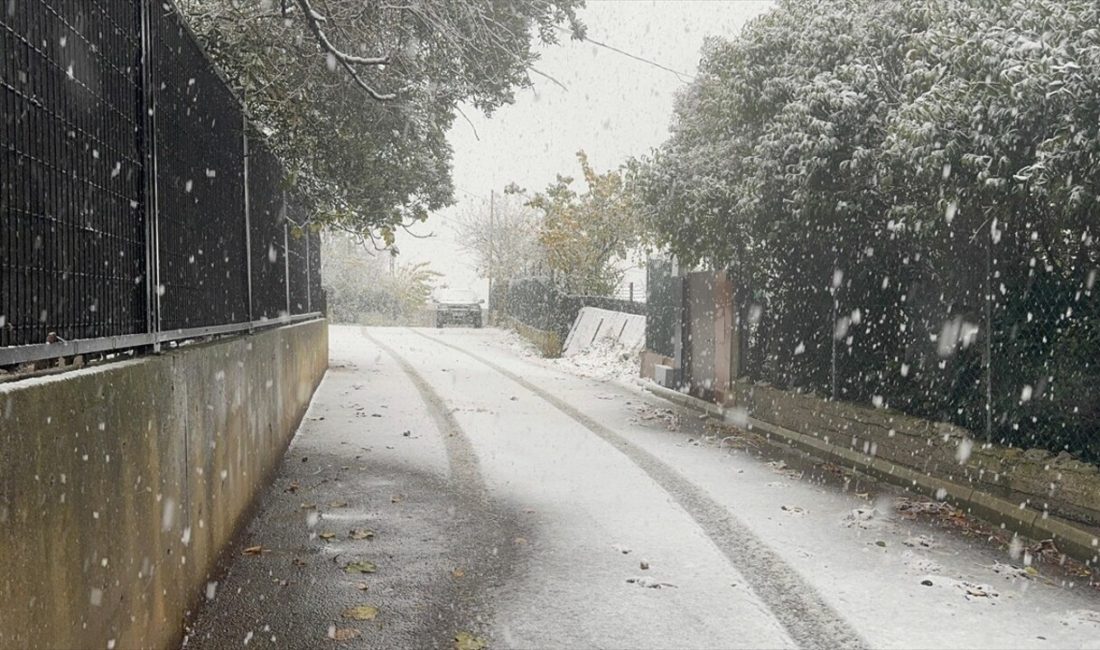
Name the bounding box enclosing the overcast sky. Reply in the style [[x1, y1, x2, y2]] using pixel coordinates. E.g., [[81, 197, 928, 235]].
[[396, 0, 774, 298]]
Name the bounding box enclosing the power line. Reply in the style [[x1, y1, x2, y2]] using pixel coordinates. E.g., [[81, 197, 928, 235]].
[[554, 25, 695, 83]]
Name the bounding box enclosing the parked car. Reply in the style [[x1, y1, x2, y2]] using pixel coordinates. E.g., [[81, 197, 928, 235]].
[[432, 289, 484, 328]]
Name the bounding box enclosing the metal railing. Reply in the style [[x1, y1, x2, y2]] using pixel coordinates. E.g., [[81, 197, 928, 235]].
[[1, 1, 324, 368]]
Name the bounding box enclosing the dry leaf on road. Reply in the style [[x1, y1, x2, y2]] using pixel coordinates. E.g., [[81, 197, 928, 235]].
[[344, 560, 378, 574], [329, 628, 360, 642], [342, 604, 379, 621], [454, 631, 487, 650]]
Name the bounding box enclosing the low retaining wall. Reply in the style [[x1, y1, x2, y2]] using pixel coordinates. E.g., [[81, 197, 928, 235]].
[[647, 381, 1100, 565], [732, 382, 1100, 531], [502, 316, 563, 358], [0, 320, 329, 649]]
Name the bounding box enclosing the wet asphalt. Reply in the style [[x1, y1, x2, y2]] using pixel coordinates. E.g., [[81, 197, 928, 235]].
[[181, 330, 527, 649]]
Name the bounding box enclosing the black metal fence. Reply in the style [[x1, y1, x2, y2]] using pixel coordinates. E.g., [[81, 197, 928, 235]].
[[495, 277, 646, 344], [645, 258, 678, 358], [1, 1, 323, 367], [734, 220, 1100, 463]]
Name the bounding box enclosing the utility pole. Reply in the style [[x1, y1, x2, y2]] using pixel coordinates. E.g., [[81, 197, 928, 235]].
[[488, 190, 495, 311]]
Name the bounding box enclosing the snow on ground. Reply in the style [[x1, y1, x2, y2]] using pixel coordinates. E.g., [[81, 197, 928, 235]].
[[499, 325, 642, 384], [553, 337, 639, 383], [435, 326, 1100, 649]]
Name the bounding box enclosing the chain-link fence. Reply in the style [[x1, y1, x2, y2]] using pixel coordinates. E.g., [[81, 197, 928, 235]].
[[738, 220, 1099, 463], [1, 1, 323, 367]]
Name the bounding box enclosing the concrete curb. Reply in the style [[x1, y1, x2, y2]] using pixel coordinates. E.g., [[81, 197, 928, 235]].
[[643, 383, 1100, 566]]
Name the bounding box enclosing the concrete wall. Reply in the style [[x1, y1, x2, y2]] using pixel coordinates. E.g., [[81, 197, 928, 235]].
[[731, 381, 1100, 532], [502, 316, 563, 358], [0, 320, 328, 650]]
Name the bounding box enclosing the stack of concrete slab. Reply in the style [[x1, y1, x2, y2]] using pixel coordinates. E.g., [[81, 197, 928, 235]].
[[562, 307, 646, 357]]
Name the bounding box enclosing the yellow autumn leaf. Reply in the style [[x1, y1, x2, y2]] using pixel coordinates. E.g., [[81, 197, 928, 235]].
[[342, 604, 379, 621], [454, 631, 487, 650]]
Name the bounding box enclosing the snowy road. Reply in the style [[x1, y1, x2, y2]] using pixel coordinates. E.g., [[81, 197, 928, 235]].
[[183, 325, 1100, 649]]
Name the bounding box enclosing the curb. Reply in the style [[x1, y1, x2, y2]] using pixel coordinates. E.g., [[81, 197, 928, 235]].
[[643, 383, 1100, 566]]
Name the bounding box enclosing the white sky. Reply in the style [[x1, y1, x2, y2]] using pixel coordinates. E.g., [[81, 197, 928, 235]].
[[396, 0, 774, 299]]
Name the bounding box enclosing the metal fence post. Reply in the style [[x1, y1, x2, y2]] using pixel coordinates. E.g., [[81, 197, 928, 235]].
[[139, 0, 162, 350], [984, 216, 994, 442], [305, 230, 312, 312], [283, 191, 291, 316], [242, 118, 254, 327], [830, 267, 839, 401]]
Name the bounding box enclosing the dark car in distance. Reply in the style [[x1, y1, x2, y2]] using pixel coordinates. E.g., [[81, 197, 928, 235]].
[[432, 288, 483, 328]]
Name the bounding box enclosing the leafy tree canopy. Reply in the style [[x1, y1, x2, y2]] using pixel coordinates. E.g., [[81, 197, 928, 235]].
[[523, 151, 643, 296], [178, 0, 585, 243], [636, 0, 1100, 273]]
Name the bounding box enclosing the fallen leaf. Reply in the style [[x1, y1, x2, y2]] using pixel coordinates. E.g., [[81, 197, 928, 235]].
[[355, 582, 369, 591], [452, 567, 466, 578], [344, 560, 377, 574], [454, 631, 487, 650], [242, 545, 264, 556], [875, 541, 887, 548], [329, 500, 349, 508], [390, 495, 403, 504], [342, 605, 379, 621], [329, 628, 360, 642], [514, 537, 527, 545], [626, 577, 678, 589], [300, 503, 317, 510], [320, 531, 336, 541], [349, 529, 375, 540]]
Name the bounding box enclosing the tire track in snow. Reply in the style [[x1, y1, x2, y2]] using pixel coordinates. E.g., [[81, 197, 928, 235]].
[[410, 328, 868, 650], [362, 328, 487, 502]]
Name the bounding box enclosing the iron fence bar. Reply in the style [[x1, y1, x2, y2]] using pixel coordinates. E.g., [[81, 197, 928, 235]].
[[0, 313, 323, 367], [983, 214, 994, 442], [242, 118, 254, 325], [283, 192, 291, 315], [139, 0, 160, 346], [305, 227, 311, 312]]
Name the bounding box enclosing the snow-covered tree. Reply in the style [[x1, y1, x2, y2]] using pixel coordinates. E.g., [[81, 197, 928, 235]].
[[177, 0, 585, 243], [635, 0, 1100, 459]]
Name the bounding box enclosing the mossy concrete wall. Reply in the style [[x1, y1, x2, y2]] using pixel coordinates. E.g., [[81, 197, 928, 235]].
[[503, 316, 562, 358], [0, 320, 328, 650], [730, 381, 1100, 532]]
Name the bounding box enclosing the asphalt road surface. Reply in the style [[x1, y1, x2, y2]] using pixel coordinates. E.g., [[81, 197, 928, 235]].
[[181, 326, 1100, 649]]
